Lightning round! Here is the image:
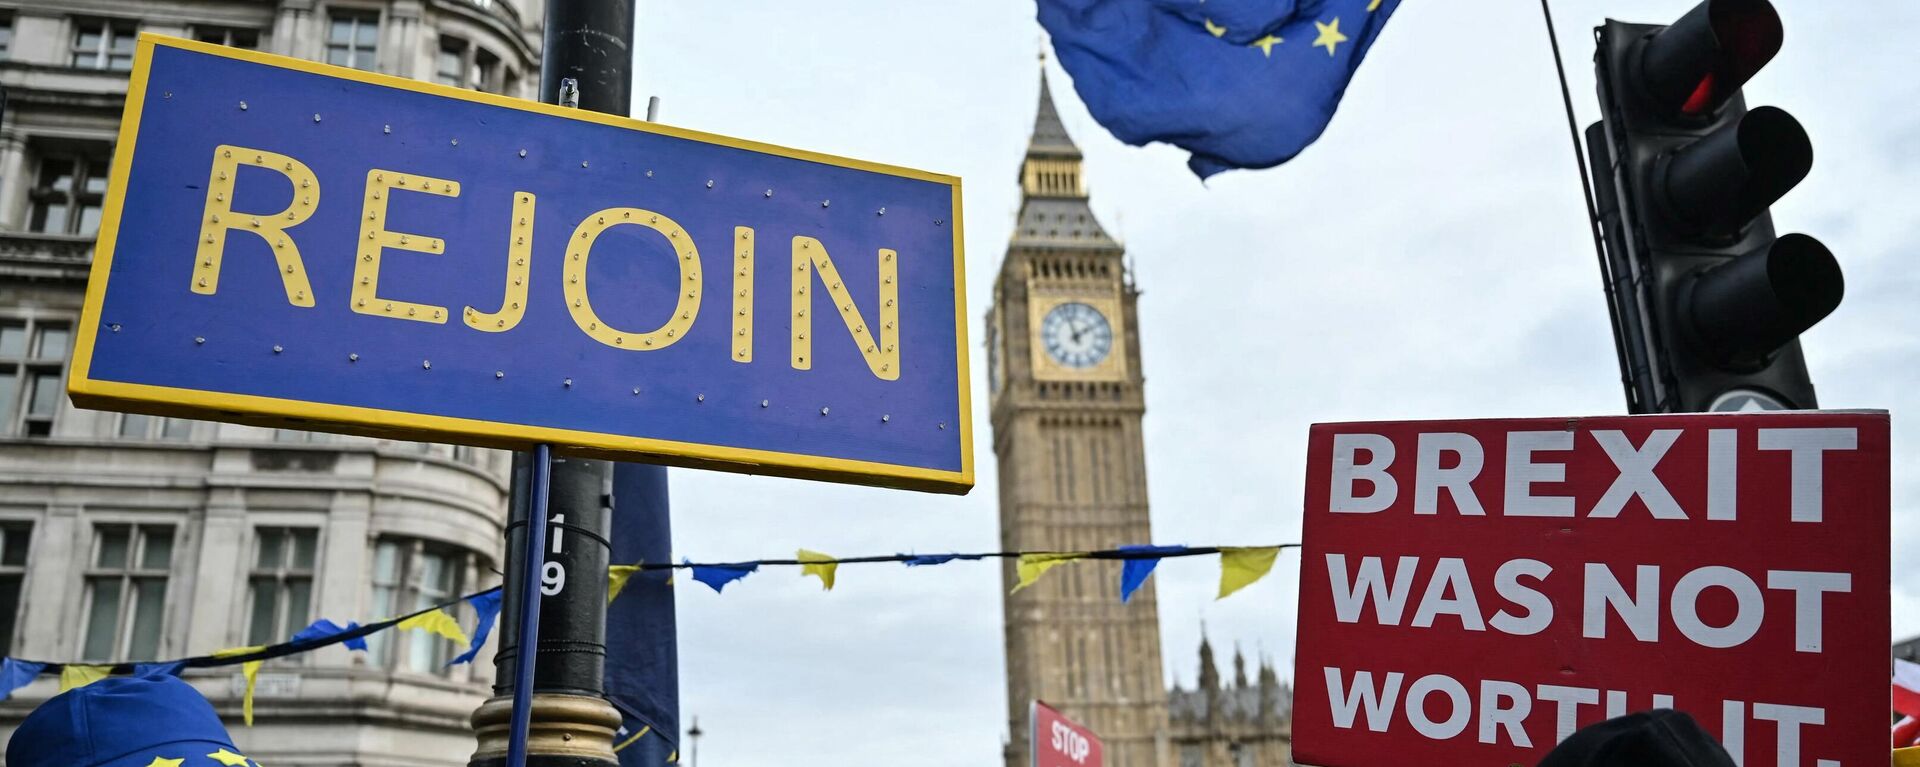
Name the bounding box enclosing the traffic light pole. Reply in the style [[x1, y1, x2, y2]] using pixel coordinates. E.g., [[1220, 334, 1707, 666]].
[[469, 2, 636, 766]]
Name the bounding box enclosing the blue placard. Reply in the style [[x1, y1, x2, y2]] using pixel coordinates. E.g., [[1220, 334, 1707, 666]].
[[71, 36, 973, 493]]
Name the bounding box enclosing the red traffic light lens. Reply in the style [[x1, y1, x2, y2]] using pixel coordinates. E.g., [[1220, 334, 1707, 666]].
[[1642, 0, 1783, 117]]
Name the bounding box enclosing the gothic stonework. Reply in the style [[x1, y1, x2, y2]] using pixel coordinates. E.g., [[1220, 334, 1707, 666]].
[[992, 70, 1170, 767], [991, 69, 1295, 767], [1167, 638, 1294, 767]]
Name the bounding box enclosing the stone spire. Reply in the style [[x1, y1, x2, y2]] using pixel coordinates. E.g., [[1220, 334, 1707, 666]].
[[1258, 656, 1281, 724], [1019, 66, 1093, 201], [1029, 68, 1081, 158], [1010, 65, 1118, 253], [1197, 633, 1219, 692], [1199, 633, 1222, 728], [1234, 644, 1249, 689]]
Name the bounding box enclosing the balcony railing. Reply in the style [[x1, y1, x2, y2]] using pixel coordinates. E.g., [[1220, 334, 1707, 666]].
[[0, 232, 93, 278]]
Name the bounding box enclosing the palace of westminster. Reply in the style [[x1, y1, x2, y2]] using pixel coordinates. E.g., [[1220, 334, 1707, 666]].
[[0, 0, 1290, 763]]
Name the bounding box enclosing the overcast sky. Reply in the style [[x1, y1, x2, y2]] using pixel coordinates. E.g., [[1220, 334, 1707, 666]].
[[630, 1, 1920, 764]]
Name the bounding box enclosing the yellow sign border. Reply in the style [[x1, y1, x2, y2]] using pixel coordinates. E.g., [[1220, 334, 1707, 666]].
[[68, 34, 974, 495]]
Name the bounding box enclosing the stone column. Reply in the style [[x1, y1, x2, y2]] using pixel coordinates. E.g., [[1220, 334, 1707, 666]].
[[0, 134, 31, 231]]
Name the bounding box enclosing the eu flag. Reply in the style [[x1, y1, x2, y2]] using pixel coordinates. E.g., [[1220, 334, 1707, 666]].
[[607, 463, 680, 765], [1038, 0, 1402, 178]]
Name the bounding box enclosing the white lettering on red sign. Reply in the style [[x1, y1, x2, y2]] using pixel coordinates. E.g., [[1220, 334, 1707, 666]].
[[1051, 721, 1091, 764], [1294, 413, 1887, 767]]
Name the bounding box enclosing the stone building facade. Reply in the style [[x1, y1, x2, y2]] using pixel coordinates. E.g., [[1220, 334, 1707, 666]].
[[1168, 639, 1293, 767], [991, 69, 1294, 767], [0, 1, 540, 763], [990, 70, 1170, 767]]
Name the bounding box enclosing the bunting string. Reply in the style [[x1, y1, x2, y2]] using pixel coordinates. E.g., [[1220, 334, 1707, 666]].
[[0, 542, 1297, 719]]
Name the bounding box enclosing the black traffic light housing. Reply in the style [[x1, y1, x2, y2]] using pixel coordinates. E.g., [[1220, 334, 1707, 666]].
[[1586, 0, 1841, 413]]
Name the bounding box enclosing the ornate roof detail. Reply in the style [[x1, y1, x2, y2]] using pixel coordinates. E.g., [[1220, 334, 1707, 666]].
[[1029, 70, 1081, 158], [1011, 67, 1116, 250]]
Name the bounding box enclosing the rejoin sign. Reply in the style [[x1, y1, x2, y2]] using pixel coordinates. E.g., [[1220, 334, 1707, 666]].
[[1032, 701, 1103, 767], [1293, 411, 1888, 767], [70, 36, 972, 493]]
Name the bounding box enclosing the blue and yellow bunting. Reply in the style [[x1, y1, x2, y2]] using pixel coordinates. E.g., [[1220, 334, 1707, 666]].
[[608, 563, 642, 604], [59, 665, 111, 692], [240, 659, 262, 726], [1217, 546, 1282, 599], [797, 549, 838, 591], [396, 609, 468, 647], [0, 542, 1295, 709], [211, 646, 267, 726], [133, 661, 186, 678], [0, 658, 44, 700], [1117, 545, 1190, 602], [450, 590, 503, 667], [687, 559, 758, 593], [1013, 553, 1087, 593], [291, 618, 368, 652], [900, 553, 985, 567]]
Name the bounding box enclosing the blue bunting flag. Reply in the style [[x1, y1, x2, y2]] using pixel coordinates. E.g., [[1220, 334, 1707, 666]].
[[292, 618, 369, 652], [133, 661, 186, 678], [901, 553, 986, 567], [0, 658, 44, 700], [1118, 545, 1190, 602], [687, 559, 758, 593], [450, 590, 504, 666]]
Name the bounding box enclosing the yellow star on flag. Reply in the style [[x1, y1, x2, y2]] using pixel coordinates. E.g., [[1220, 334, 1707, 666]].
[[207, 749, 251, 767], [1313, 18, 1349, 56], [1368, 0, 1383, 10], [1249, 34, 1283, 57], [1204, 19, 1227, 38], [144, 758, 184, 767]]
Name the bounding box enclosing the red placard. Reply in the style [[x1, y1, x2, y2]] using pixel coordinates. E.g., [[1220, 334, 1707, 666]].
[[1032, 701, 1104, 767], [1292, 411, 1889, 767]]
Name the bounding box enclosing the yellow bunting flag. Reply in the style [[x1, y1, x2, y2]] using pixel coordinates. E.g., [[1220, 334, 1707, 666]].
[[608, 563, 641, 605], [212, 645, 266, 659], [1216, 546, 1281, 600], [211, 645, 269, 727], [397, 609, 469, 646], [1012, 553, 1087, 593], [797, 549, 838, 591], [59, 664, 111, 692], [240, 659, 262, 726]]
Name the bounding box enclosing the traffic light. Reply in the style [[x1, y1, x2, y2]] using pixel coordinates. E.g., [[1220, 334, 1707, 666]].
[[1586, 0, 1841, 413]]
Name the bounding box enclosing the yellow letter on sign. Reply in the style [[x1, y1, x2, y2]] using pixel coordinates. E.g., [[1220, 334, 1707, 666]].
[[353, 170, 460, 324], [791, 237, 899, 381], [564, 209, 701, 350], [192, 144, 318, 306], [464, 191, 538, 333]]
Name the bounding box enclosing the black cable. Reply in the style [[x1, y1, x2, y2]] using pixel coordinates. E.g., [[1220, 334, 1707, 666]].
[[18, 544, 1300, 672], [1539, 0, 1635, 405]]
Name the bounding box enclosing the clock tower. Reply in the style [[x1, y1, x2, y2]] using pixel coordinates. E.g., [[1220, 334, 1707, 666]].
[[990, 70, 1169, 767]]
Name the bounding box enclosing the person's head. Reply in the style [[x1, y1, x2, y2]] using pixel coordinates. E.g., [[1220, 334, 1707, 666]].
[[1537, 710, 1736, 767], [6, 673, 261, 767]]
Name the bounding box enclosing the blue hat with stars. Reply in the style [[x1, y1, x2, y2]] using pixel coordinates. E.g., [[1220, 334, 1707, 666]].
[[7, 673, 258, 767]]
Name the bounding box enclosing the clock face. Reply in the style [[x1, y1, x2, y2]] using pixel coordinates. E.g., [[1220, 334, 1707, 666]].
[[1040, 302, 1113, 369]]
